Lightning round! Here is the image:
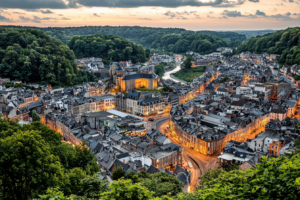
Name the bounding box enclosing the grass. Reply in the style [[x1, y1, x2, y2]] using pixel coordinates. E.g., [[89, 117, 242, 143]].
[[137, 88, 163, 93], [172, 66, 206, 82]]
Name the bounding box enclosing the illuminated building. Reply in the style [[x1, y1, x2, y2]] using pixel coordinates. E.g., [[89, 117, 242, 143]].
[[125, 89, 168, 116], [81, 109, 147, 137], [117, 73, 158, 92]]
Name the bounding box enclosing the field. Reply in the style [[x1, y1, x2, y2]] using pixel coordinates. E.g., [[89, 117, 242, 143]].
[[172, 66, 206, 82]]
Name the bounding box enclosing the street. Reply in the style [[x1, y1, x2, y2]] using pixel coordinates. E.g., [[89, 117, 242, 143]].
[[157, 120, 218, 192]]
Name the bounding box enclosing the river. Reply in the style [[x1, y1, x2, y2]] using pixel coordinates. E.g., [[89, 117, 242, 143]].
[[162, 60, 185, 83]]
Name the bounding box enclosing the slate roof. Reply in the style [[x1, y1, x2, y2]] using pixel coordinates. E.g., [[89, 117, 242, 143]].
[[146, 165, 159, 174], [122, 73, 156, 81], [116, 152, 129, 159]]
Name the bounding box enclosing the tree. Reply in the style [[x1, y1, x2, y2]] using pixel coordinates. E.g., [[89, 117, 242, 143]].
[[190, 154, 300, 199], [31, 110, 41, 122], [0, 130, 64, 200], [145, 48, 150, 58], [77, 175, 109, 199], [140, 172, 184, 197], [100, 179, 154, 200], [112, 166, 125, 180], [181, 56, 193, 70]]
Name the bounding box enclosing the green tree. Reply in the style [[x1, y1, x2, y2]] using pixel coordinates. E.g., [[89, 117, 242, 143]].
[[140, 172, 184, 197], [112, 166, 125, 180], [181, 56, 193, 70], [31, 110, 41, 122], [0, 130, 64, 200], [100, 179, 154, 200], [77, 175, 109, 199], [145, 48, 151, 58]]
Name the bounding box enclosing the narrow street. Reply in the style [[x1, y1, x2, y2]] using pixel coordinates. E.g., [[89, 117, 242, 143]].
[[157, 120, 218, 191]]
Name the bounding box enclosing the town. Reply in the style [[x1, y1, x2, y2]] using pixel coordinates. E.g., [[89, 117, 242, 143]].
[[1, 49, 300, 193]]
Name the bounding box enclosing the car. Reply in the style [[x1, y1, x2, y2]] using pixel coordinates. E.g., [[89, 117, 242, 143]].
[[148, 118, 154, 121]]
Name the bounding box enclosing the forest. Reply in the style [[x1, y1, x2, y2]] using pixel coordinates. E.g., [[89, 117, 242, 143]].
[[237, 27, 300, 65], [68, 34, 147, 63], [0, 27, 97, 86], [0, 26, 246, 44]]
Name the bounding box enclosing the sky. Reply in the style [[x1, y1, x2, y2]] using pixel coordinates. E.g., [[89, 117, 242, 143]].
[[0, 0, 299, 31]]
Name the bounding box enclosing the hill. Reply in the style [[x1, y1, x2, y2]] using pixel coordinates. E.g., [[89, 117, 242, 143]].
[[0, 27, 97, 86], [137, 33, 229, 54], [68, 34, 147, 63], [0, 25, 246, 45], [237, 27, 300, 65]]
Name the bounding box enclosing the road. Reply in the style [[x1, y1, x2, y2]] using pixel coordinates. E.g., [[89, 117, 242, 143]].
[[162, 59, 183, 83], [157, 120, 218, 192]]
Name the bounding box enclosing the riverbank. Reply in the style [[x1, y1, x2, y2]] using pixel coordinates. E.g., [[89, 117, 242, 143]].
[[172, 66, 206, 82]]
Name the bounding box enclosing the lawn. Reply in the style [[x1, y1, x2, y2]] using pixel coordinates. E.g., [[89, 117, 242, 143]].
[[137, 88, 163, 93], [172, 66, 206, 82]]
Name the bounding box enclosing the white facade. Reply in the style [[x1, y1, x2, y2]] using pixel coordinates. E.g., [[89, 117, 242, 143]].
[[236, 86, 252, 95]]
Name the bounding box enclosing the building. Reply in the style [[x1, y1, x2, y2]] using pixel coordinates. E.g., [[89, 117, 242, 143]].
[[118, 73, 158, 92]]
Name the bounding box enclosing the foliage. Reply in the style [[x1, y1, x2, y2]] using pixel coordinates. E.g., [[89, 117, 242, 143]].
[[5, 82, 38, 90], [217, 61, 222, 64], [137, 88, 163, 93], [100, 179, 154, 200], [237, 27, 300, 65], [0, 128, 64, 200], [196, 168, 224, 191], [2, 26, 246, 45], [36, 188, 72, 200], [181, 56, 193, 70], [125, 171, 183, 198], [145, 48, 151, 58], [293, 73, 300, 81], [31, 110, 41, 122], [155, 62, 167, 77], [173, 66, 206, 82], [219, 162, 239, 172], [220, 76, 229, 83], [77, 175, 109, 199], [0, 28, 97, 86], [189, 154, 300, 199], [140, 172, 184, 197], [133, 68, 138, 72], [112, 166, 126, 180], [68, 34, 147, 63], [295, 139, 300, 148], [0, 118, 99, 199]]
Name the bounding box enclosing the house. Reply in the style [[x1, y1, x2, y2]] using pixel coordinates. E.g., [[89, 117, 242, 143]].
[[216, 88, 229, 95]]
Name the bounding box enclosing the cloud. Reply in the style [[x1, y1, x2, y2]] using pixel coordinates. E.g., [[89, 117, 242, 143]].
[[249, 0, 259, 2], [255, 10, 266, 16], [164, 10, 199, 19], [19, 15, 57, 23], [74, 0, 249, 8], [138, 18, 152, 20], [0, 14, 13, 22], [40, 9, 54, 14], [93, 13, 101, 17], [222, 9, 300, 21], [13, 11, 26, 14], [222, 10, 243, 17], [19, 15, 41, 23], [0, 0, 69, 9], [219, 16, 228, 19], [61, 17, 71, 20]]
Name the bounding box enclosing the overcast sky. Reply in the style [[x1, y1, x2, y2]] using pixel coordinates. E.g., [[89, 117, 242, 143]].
[[0, 0, 299, 30]]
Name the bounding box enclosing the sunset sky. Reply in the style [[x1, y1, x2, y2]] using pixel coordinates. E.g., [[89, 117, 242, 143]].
[[0, 0, 299, 30]]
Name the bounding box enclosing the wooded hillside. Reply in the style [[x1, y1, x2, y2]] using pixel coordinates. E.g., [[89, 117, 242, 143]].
[[0, 27, 97, 86]]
